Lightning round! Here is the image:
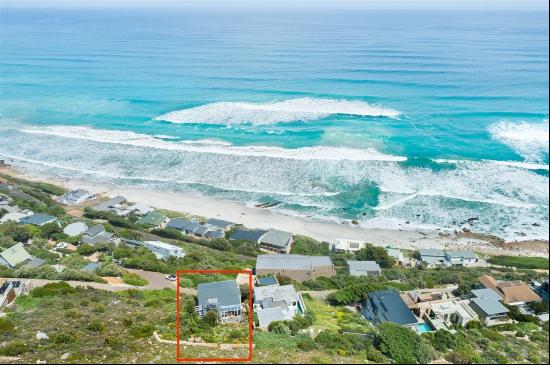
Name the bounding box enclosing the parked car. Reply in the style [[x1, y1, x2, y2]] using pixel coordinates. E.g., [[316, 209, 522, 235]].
[[165, 274, 177, 281]]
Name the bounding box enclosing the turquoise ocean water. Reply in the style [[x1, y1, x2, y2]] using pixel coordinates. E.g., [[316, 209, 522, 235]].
[[0, 8, 548, 240]]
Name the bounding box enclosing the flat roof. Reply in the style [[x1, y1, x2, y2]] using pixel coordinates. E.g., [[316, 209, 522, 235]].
[[471, 288, 503, 301], [256, 254, 333, 271], [348, 260, 381, 273], [470, 297, 509, 316], [254, 284, 298, 305], [143, 240, 182, 251], [446, 250, 477, 259]]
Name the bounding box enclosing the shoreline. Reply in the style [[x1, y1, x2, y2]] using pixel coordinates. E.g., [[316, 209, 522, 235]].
[[1, 164, 548, 258]]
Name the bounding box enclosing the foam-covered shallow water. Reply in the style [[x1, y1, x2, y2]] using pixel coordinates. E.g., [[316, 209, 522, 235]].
[[0, 8, 548, 241]]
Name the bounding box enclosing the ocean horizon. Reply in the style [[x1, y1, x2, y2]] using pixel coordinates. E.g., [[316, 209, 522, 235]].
[[0, 7, 548, 241]]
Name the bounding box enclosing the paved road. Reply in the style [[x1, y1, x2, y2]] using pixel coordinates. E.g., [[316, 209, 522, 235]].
[[3, 278, 136, 292], [127, 269, 197, 295], [127, 269, 176, 290]]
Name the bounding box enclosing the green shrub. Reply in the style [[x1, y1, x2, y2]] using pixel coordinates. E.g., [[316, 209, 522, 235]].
[[122, 317, 133, 327], [290, 235, 330, 256], [430, 329, 457, 351], [129, 323, 154, 338], [87, 320, 106, 332], [202, 310, 218, 328], [296, 335, 317, 351], [375, 322, 434, 364], [122, 272, 149, 286], [104, 335, 123, 349], [53, 332, 76, 344], [0, 340, 27, 356], [465, 320, 482, 329], [0, 318, 15, 334], [31, 282, 76, 297], [268, 321, 291, 335], [355, 243, 396, 268], [65, 309, 79, 318]]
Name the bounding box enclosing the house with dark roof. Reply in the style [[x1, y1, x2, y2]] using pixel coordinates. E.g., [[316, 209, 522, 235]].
[[196, 280, 242, 323], [205, 229, 225, 239], [82, 224, 115, 245], [230, 228, 267, 244], [193, 225, 210, 237], [535, 280, 549, 303], [259, 229, 293, 254], [19, 213, 57, 226], [347, 260, 381, 276], [256, 254, 336, 282], [206, 218, 235, 231], [167, 218, 201, 235], [25, 257, 46, 268], [362, 290, 418, 326]]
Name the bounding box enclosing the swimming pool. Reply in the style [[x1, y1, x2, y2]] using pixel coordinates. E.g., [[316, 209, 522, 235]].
[[416, 323, 432, 333]]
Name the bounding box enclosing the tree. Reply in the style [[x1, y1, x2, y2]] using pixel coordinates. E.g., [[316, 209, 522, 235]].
[[375, 322, 434, 364], [429, 329, 457, 352], [202, 310, 218, 328], [117, 228, 143, 241], [355, 244, 395, 268], [40, 222, 63, 239], [268, 321, 291, 335]]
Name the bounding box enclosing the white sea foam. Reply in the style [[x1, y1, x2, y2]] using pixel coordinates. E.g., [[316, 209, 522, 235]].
[[3, 123, 548, 241], [19, 125, 406, 162], [488, 120, 549, 163], [433, 158, 549, 171], [154, 97, 400, 125]]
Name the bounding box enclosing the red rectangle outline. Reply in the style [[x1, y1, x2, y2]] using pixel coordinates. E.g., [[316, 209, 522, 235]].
[[176, 269, 254, 362]]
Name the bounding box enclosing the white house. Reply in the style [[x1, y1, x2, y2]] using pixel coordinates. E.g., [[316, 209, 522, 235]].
[[331, 239, 365, 252], [254, 284, 306, 329], [444, 250, 478, 267]]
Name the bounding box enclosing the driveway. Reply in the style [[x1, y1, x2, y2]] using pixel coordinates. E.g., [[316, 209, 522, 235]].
[[127, 269, 197, 295]]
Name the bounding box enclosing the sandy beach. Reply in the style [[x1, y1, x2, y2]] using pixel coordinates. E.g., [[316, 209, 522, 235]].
[[1, 164, 548, 258]]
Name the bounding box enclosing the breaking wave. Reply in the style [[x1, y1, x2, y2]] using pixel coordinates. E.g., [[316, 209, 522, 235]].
[[154, 97, 400, 125], [488, 120, 549, 163], [19, 125, 406, 162]]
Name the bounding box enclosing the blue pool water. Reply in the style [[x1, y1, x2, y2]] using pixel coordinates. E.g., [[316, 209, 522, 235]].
[[416, 323, 432, 334], [0, 8, 548, 240]]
